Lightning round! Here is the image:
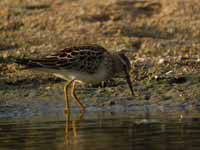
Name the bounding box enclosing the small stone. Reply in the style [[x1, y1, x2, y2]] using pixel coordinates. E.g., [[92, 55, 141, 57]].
[[154, 75, 158, 79], [158, 58, 165, 64]]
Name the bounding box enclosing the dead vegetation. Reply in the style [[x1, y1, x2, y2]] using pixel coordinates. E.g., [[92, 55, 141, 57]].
[[0, 0, 200, 107]]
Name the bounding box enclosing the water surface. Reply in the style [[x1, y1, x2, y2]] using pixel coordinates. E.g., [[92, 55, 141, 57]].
[[1, 112, 200, 150]]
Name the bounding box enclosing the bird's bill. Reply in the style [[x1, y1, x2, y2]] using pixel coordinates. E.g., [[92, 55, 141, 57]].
[[124, 70, 134, 96]]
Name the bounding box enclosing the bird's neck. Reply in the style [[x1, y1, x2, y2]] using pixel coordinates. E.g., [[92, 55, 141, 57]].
[[110, 53, 123, 77]]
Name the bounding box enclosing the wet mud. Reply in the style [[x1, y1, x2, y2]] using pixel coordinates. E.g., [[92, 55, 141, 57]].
[[1, 0, 200, 118]]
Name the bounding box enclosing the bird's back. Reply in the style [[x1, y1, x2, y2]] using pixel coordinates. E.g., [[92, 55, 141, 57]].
[[11, 44, 109, 74]]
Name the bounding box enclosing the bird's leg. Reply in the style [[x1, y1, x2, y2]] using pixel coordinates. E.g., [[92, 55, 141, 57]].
[[64, 80, 74, 114], [65, 112, 70, 146], [71, 81, 85, 113], [72, 111, 85, 139]]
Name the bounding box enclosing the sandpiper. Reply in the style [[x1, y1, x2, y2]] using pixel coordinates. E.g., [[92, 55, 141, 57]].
[[7, 44, 134, 113]]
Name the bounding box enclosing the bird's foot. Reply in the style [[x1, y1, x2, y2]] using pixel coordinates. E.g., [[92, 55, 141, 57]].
[[64, 109, 70, 114]]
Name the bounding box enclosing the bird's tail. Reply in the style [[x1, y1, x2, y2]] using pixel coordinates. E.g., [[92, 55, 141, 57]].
[[0, 52, 40, 68]]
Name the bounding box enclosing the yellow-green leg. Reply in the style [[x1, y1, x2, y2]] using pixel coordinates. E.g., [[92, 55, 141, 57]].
[[64, 80, 74, 114], [66, 111, 85, 145], [71, 81, 85, 113], [65, 112, 70, 146]]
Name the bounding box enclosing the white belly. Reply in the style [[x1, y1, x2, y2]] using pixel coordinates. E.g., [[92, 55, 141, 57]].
[[53, 63, 108, 83]]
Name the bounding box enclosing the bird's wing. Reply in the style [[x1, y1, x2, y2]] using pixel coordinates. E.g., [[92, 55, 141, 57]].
[[14, 45, 108, 73]]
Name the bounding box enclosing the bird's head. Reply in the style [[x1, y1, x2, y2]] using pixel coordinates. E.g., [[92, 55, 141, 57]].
[[113, 51, 134, 96]]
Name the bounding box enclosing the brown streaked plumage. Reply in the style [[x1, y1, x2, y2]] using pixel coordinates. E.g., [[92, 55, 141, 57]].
[[11, 44, 134, 114]]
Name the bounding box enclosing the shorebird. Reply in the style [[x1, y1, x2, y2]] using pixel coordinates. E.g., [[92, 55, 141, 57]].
[[4, 44, 134, 114]]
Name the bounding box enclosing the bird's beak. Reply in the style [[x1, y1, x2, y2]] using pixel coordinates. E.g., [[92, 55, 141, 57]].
[[124, 69, 134, 96]]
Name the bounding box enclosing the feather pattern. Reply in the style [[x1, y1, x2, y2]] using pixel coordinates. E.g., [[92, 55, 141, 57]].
[[5, 44, 134, 96], [16, 45, 109, 74]]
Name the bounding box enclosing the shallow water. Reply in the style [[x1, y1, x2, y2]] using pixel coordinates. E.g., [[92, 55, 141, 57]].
[[1, 112, 200, 150]]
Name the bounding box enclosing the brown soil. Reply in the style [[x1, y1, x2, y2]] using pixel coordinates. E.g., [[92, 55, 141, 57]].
[[0, 0, 200, 116]]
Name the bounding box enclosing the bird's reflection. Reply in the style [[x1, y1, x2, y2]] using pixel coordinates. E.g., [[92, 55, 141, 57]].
[[65, 112, 84, 147]]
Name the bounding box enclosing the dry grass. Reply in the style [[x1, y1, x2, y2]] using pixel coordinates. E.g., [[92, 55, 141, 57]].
[[0, 0, 200, 106]]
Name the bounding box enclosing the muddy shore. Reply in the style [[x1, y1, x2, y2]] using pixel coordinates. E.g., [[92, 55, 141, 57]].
[[0, 0, 200, 118]]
